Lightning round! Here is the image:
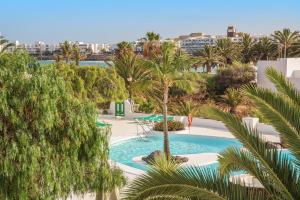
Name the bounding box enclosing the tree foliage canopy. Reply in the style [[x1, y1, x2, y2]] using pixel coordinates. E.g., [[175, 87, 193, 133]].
[[0, 51, 124, 199]]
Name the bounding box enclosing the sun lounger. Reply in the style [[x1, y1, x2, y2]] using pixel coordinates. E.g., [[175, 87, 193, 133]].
[[134, 114, 174, 137], [96, 121, 112, 128]]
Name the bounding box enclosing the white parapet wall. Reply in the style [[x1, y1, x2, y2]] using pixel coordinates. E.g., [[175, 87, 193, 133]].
[[257, 58, 300, 90]]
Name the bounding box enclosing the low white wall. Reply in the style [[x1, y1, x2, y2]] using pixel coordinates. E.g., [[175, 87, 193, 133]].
[[191, 118, 227, 130], [257, 123, 279, 136]]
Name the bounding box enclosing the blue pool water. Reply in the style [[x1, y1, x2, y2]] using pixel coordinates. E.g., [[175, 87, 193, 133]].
[[39, 60, 108, 67], [110, 134, 241, 171]]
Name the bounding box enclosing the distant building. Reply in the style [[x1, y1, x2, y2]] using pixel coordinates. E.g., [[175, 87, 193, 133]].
[[178, 26, 267, 54], [257, 58, 300, 91], [180, 35, 217, 53], [227, 26, 237, 37]]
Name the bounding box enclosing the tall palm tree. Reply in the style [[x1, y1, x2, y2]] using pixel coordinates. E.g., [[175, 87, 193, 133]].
[[253, 37, 277, 61], [60, 41, 73, 63], [125, 68, 300, 200], [0, 36, 14, 55], [241, 34, 255, 63], [114, 50, 152, 105], [197, 45, 223, 72], [147, 42, 193, 159], [216, 38, 240, 65], [272, 28, 300, 58], [145, 32, 160, 41], [143, 32, 161, 58]]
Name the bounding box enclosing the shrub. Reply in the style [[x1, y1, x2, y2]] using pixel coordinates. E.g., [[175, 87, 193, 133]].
[[153, 120, 185, 131], [214, 63, 256, 94], [138, 100, 155, 113]]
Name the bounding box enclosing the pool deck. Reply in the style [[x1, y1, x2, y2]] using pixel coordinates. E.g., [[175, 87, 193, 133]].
[[103, 116, 236, 143], [100, 114, 281, 182]]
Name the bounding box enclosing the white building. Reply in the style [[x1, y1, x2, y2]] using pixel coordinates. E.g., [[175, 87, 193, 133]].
[[180, 35, 217, 53], [257, 58, 300, 90]]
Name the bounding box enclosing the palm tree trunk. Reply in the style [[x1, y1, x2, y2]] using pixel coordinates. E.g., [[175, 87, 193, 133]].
[[96, 191, 105, 200], [96, 191, 110, 200], [284, 44, 287, 58], [207, 64, 212, 73], [129, 86, 134, 111], [163, 82, 170, 160]]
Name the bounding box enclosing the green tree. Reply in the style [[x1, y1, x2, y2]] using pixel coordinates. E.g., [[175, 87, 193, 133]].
[[222, 88, 244, 114], [60, 40, 73, 63], [197, 45, 223, 72], [113, 50, 151, 105], [125, 160, 266, 200], [72, 44, 86, 66], [172, 100, 200, 117], [58, 64, 128, 106], [145, 32, 161, 41], [147, 42, 193, 159], [115, 41, 133, 58], [207, 69, 300, 199], [216, 38, 240, 65], [0, 36, 14, 55], [124, 68, 300, 200], [272, 28, 300, 58], [214, 63, 256, 94], [253, 37, 277, 60], [290, 40, 300, 57], [240, 34, 255, 63], [143, 32, 161, 58], [0, 52, 124, 199]]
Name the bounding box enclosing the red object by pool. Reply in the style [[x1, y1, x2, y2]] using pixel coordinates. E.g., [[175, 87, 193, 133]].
[[188, 114, 193, 127]]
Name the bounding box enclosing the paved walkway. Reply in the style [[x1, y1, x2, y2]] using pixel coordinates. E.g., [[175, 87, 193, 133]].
[[100, 115, 236, 143]]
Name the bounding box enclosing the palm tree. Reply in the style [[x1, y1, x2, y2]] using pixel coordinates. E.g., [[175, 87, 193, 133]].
[[216, 38, 240, 65], [113, 50, 152, 105], [172, 100, 200, 117], [125, 159, 266, 200], [143, 32, 161, 58], [72, 44, 85, 66], [289, 40, 300, 57], [221, 88, 244, 114], [60, 41, 73, 63], [145, 32, 160, 41], [253, 37, 277, 60], [197, 45, 223, 72], [241, 34, 255, 63], [115, 41, 133, 57], [147, 42, 193, 159], [0, 36, 14, 55], [125, 68, 300, 200], [272, 28, 300, 58]]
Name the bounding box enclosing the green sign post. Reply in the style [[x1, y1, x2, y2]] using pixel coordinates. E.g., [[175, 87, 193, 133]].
[[115, 101, 125, 117]]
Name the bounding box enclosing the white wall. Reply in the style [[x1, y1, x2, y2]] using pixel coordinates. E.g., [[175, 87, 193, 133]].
[[257, 58, 300, 91], [257, 59, 287, 90]]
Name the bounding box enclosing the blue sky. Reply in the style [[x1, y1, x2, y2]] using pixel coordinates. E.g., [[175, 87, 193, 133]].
[[1, 0, 299, 44]]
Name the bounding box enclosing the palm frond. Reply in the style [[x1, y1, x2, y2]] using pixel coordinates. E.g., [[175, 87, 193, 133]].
[[265, 67, 300, 104], [124, 166, 268, 200], [242, 84, 300, 164], [205, 108, 296, 200]]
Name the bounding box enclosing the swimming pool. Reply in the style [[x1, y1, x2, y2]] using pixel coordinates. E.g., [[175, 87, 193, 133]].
[[110, 134, 241, 171]]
